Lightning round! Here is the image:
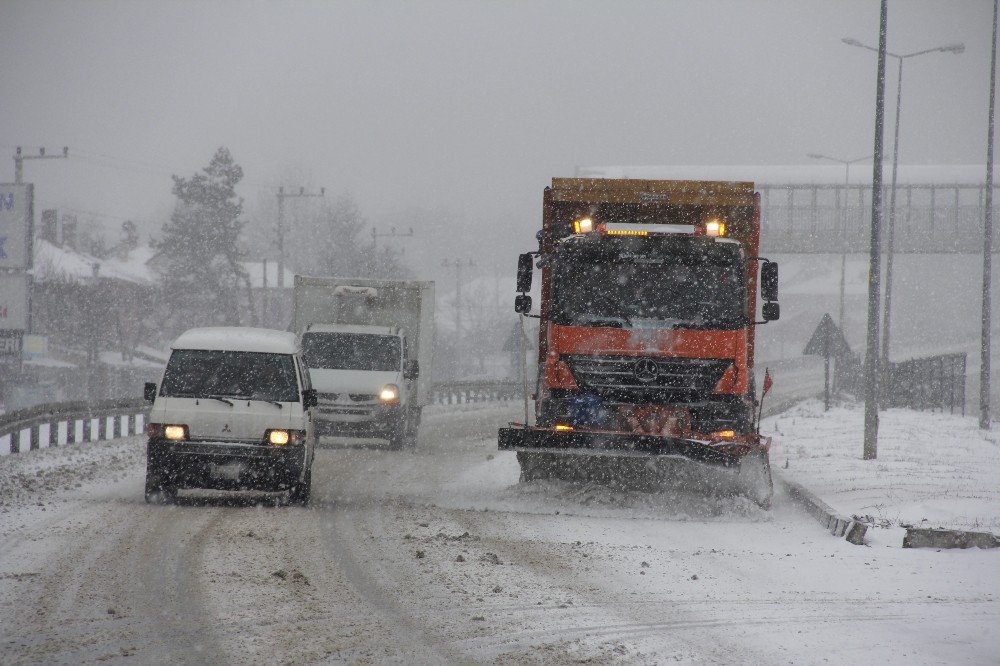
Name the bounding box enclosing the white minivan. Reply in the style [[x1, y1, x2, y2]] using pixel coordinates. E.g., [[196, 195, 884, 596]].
[[143, 327, 318, 505]]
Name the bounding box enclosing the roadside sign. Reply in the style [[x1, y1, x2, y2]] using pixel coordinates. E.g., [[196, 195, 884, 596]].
[[803, 314, 851, 357], [0, 273, 28, 330], [0, 183, 34, 270]]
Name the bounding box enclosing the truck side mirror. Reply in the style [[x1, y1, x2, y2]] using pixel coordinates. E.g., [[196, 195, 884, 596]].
[[515, 294, 532, 314], [761, 261, 779, 302], [144, 382, 157, 403], [762, 302, 780, 322], [303, 388, 318, 408], [516, 253, 533, 293], [404, 359, 420, 380]]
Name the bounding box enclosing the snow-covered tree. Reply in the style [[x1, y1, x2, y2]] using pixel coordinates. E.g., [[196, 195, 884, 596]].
[[154, 147, 249, 332]]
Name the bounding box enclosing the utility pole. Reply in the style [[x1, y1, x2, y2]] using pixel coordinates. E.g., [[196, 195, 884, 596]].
[[982, 0, 998, 430], [371, 226, 414, 249], [275, 186, 324, 325], [442, 258, 475, 377], [862, 0, 889, 461], [14, 146, 69, 184]]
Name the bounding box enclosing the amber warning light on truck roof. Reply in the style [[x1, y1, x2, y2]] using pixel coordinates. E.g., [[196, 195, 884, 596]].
[[705, 219, 726, 237]]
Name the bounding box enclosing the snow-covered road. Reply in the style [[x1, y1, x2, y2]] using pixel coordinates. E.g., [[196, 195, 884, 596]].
[[1, 402, 997, 664]]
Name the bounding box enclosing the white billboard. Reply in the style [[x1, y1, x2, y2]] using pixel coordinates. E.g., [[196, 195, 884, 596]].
[[0, 273, 29, 330], [0, 183, 33, 270]]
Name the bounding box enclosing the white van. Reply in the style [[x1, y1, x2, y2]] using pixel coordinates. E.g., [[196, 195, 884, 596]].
[[143, 327, 317, 505]]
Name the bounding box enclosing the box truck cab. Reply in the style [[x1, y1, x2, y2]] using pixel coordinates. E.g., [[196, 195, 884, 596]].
[[293, 278, 434, 450], [143, 327, 318, 505], [301, 323, 418, 448]]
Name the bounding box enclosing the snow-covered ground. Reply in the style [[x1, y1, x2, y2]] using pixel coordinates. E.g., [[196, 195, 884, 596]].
[[0, 401, 997, 664], [767, 399, 1000, 542]]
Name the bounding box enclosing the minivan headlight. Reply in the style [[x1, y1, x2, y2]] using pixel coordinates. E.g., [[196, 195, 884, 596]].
[[163, 425, 187, 441], [379, 384, 400, 402], [269, 430, 290, 445]]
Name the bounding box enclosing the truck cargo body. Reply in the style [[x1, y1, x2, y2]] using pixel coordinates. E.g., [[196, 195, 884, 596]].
[[294, 276, 434, 449], [499, 178, 779, 504]]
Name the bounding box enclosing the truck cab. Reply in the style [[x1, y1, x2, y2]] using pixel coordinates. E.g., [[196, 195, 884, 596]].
[[300, 323, 418, 448]]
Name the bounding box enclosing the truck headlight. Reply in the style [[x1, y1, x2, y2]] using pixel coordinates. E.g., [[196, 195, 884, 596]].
[[163, 425, 187, 441], [379, 384, 400, 402]]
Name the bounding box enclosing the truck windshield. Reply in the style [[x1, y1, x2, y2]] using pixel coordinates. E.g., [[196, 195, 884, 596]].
[[161, 350, 300, 402], [301, 333, 401, 371], [551, 250, 747, 330]]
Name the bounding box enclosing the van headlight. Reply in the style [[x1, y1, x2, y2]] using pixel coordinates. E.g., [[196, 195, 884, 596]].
[[379, 384, 400, 403], [163, 425, 188, 441], [268, 430, 290, 445], [265, 429, 304, 446]]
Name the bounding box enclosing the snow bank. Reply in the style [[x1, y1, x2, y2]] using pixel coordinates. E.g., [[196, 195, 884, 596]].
[[766, 400, 1000, 537]]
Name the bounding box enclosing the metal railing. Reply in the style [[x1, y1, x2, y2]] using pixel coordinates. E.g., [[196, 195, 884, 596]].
[[0, 381, 525, 456], [0, 398, 149, 456]]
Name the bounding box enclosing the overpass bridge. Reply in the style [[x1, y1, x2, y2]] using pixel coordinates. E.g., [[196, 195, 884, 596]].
[[577, 165, 999, 254]]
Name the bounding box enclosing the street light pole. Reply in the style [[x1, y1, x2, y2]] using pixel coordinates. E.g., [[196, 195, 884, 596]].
[[275, 185, 324, 325], [861, 0, 889, 461], [982, 0, 998, 430], [842, 37, 965, 385], [807, 152, 873, 332]]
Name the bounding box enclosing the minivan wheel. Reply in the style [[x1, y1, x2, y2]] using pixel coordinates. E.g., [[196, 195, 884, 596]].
[[289, 467, 312, 506], [144, 460, 177, 504]]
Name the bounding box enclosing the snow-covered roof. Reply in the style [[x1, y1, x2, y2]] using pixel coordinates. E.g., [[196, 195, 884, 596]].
[[577, 165, 989, 186], [241, 261, 296, 289], [303, 323, 397, 336], [171, 327, 298, 354], [33, 239, 155, 286]]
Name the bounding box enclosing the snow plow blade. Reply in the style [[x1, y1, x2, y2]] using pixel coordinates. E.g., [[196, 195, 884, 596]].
[[498, 426, 746, 468]]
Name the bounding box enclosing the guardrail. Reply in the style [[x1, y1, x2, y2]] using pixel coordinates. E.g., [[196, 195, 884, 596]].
[[0, 381, 525, 456], [0, 398, 149, 456], [430, 380, 522, 405]]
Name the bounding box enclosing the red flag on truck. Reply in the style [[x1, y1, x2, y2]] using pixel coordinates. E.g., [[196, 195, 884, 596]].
[[762, 368, 773, 397]]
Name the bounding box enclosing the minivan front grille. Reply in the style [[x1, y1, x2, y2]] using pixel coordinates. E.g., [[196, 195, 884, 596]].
[[565, 355, 732, 403]]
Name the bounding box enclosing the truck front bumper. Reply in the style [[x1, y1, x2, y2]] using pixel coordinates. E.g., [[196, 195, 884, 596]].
[[315, 404, 404, 438], [498, 426, 765, 468], [147, 439, 306, 491]]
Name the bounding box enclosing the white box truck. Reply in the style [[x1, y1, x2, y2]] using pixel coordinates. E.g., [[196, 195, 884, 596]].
[[293, 276, 434, 449]]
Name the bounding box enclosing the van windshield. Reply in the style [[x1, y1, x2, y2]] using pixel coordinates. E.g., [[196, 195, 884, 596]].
[[161, 350, 300, 402], [301, 332, 401, 371]]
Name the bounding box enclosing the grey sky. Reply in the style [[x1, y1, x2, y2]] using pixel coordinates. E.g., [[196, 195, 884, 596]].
[[0, 0, 992, 276]]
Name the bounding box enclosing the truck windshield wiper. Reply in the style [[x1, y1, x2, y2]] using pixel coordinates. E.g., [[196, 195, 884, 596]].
[[205, 395, 234, 407]]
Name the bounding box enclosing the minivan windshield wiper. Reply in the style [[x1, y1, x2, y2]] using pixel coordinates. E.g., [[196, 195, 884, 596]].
[[205, 395, 234, 407]]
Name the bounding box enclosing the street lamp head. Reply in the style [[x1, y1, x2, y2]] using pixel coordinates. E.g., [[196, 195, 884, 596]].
[[940, 43, 965, 54], [806, 153, 827, 160], [842, 37, 865, 47]]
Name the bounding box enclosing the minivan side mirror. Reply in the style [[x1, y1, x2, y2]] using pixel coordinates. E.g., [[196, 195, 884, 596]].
[[514, 294, 532, 314], [303, 388, 318, 408], [761, 261, 779, 302], [144, 382, 157, 403], [516, 253, 533, 293], [404, 359, 420, 380], [762, 301, 780, 322]]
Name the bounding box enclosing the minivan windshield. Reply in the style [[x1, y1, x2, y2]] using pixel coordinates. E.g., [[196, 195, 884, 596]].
[[161, 350, 300, 402], [301, 332, 401, 371]]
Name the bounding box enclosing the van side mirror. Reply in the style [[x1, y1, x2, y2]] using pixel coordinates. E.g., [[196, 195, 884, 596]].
[[515, 294, 532, 314], [516, 253, 533, 293], [404, 359, 419, 380], [303, 388, 318, 408], [761, 261, 779, 302], [144, 382, 157, 402], [762, 302, 780, 322]]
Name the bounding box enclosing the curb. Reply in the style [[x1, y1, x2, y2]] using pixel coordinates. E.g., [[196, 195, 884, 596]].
[[776, 476, 867, 545], [902, 527, 999, 550]]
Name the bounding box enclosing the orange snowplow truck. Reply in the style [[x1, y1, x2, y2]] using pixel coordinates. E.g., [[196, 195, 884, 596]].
[[499, 178, 780, 505]]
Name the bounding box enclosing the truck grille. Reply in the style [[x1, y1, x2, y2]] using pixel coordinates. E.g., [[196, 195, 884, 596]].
[[565, 355, 732, 403]]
